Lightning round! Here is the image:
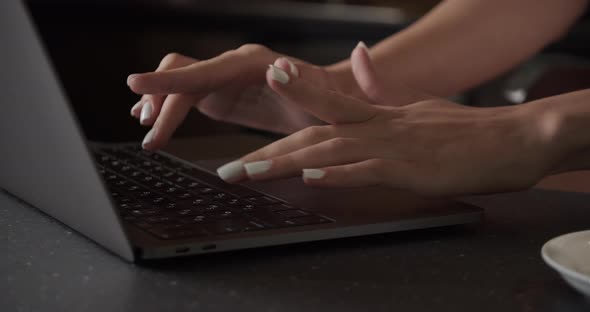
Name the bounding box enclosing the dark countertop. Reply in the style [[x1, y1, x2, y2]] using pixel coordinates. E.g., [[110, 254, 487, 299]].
[[2, 182, 590, 311]]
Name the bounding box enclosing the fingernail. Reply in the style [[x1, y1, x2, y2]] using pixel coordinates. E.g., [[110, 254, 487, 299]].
[[268, 65, 289, 84], [216, 160, 245, 182], [303, 169, 326, 179], [127, 74, 138, 86], [283, 58, 299, 77], [142, 128, 156, 149], [357, 41, 369, 51], [140, 101, 153, 124], [244, 160, 272, 176], [130, 101, 143, 116]]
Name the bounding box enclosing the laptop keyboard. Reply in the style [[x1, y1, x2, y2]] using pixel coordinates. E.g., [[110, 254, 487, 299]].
[[92, 146, 333, 240]]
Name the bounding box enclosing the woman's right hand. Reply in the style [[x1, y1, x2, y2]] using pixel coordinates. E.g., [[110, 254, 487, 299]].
[[127, 44, 349, 150], [127, 42, 428, 151]]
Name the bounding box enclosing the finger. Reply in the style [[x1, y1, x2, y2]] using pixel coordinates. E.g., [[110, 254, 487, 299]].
[[350, 41, 429, 106], [218, 125, 344, 183], [127, 45, 273, 95], [266, 58, 378, 124], [218, 121, 386, 183], [134, 53, 197, 126], [239, 119, 392, 165], [130, 100, 144, 118], [141, 93, 196, 151], [302, 159, 411, 189], [350, 41, 383, 103], [243, 138, 386, 181]]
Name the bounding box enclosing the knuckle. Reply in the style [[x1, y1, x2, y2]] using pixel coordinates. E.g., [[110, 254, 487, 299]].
[[237, 44, 268, 55], [160, 52, 183, 67], [298, 126, 330, 143], [324, 137, 352, 151]]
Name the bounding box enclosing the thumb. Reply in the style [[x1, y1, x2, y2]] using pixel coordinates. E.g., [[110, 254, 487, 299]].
[[351, 41, 430, 106], [266, 58, 377, 125]]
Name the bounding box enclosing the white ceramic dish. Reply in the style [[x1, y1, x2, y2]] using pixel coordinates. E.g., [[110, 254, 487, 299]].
[[542, 230, 590, 297]]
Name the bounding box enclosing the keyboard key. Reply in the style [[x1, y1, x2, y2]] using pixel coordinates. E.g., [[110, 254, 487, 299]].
[[199, 187, 215, 194], [246, 196, 282, 205], [204, 204, 221, 211], [139, 160, 154, 170], [145, 216, 176, 224], [116, 196, 133, 204], [129, 209, 160, 217], [277, 210, 310, 218], [175, 209, 199, 216], [191, 198, 211, 207], [213, 192, 232, 200], [114, 180, 129, 187], [119, 165, 133, 173], [180, 180, 201, 190], [137, 191, 153, 198], [162, 170, 176, 178], [265, 204, 295, 212], [235, 204, 258, 212], [164, 186, 180, 195], [149, 181, 171, 191], [208, 210, 235, 219], [170, 175, 188, 184], [105, 174, 119, 182], [96, 154, 111, 165], [178, 192, 193, 200], [118, 202, 143, 210], [244, 220, 269, 232]]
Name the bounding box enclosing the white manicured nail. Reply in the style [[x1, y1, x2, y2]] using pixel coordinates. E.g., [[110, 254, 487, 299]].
[[303, 169, 326, 179], [244, 160, 272, 176], [268, 65, 289, 84], [357, 41, 369, 51], [130, 101, 143, 116], [140, 101, 153, 124], [142, 128, 156, 149], [127, 74, 138, 86], [216, 160, 245, 182], [284, 59, 299, 77]]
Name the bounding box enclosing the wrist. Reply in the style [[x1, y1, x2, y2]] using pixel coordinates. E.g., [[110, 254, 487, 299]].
[[526, 90, 590, 174]]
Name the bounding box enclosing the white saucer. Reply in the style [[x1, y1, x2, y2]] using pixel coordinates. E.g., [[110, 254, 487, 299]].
[[542, 230, 590, 297]]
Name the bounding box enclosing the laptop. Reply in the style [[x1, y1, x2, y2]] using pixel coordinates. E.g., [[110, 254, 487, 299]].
[[0, 0, 483, 262]]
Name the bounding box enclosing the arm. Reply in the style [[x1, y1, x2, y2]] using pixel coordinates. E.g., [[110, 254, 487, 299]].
[[330, 0, 589, 98]]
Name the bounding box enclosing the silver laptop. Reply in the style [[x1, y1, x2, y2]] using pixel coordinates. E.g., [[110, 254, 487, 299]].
[[0, 0, 483, 262]]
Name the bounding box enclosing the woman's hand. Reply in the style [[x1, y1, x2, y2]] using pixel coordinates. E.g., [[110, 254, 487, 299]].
[[217, 57, 561, 197], [127, 44, 354, 151]]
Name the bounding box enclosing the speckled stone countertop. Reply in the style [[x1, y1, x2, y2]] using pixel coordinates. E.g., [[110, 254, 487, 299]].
[[1, 187, 589, 312]]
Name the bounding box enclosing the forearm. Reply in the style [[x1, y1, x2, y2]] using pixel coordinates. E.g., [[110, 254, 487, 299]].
[[526, 89, 590, 174], [329, 0, 587, 98]]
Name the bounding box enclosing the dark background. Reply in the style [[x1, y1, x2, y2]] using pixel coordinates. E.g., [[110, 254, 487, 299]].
[[25, 0, 590, 143]]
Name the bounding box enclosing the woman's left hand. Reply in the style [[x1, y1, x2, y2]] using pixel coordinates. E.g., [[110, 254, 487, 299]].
[[217, 58, 558, 197]]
